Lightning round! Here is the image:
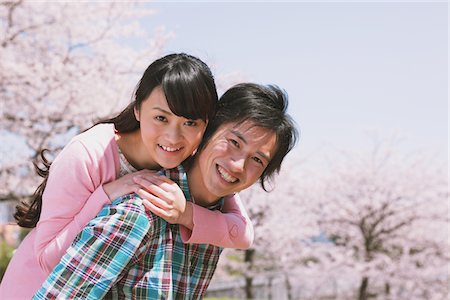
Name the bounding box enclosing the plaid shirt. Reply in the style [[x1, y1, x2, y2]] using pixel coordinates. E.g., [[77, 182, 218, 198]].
[[33, 166, 223, 300]]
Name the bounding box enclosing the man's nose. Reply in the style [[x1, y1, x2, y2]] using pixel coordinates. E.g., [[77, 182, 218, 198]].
[[229, 156, 245, 173]]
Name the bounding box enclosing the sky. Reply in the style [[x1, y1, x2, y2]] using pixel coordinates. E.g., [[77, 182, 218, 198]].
[[141, 1, 448, 167]]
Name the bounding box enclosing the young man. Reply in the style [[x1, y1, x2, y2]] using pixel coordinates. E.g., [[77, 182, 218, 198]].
[[33, 83, 298, 299]]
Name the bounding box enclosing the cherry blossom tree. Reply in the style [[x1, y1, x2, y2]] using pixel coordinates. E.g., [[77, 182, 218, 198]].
[[217, 141, 448, 300], [218, 157, 320, 299], [1, 1, 170, 202], [306, 142, 449, 300]]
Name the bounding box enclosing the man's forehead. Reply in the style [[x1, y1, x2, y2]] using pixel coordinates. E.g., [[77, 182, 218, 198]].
[[217, 121, 276, 143], [219, 120, 264, 132]]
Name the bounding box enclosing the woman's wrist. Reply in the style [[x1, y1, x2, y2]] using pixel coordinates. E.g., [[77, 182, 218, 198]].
[[179, 202, 194, 230], [103, 181, 120, 201], [102, 182, 112, 200]]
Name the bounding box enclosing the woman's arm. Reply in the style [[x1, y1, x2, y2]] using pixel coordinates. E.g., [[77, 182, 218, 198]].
[[34, 136, 160, 274], [134, 175, 254, 249], [180, 193, 254, 249], [34, 140, 115, 274]]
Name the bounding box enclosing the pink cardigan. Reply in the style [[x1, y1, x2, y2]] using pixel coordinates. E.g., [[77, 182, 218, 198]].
[[0, 124, 253, 300]]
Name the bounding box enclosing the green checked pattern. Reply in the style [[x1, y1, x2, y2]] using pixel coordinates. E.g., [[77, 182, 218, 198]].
[[34, 166, 223, 300]]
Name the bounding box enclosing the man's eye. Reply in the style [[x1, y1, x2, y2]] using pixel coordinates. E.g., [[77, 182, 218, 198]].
[[155, 116, 167, 122], [252, 157, 263, 165], [229, 139, 239, 148]]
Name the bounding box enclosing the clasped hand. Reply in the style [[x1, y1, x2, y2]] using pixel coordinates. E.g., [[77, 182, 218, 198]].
[[103, 170, 192, 227]]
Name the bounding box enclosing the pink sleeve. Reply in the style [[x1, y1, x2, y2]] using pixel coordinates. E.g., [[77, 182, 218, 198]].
[[34, 140, 114, 274], [180, 193, 254, 249]]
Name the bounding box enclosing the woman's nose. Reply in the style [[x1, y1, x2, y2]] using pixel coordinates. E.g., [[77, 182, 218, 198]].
[[164, 125, 182, 143]]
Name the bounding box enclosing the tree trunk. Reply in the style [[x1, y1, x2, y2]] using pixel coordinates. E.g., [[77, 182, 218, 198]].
[[385, 282, 390, 297], [244, 249, 255, 299], [268, 276, 273, 300], [245, 277, 253, 299], [358, 276, 369, 300], [285, 273, 292, 300]]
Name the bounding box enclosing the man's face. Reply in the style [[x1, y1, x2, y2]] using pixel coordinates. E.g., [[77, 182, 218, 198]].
[[194, 120, 277, 203]]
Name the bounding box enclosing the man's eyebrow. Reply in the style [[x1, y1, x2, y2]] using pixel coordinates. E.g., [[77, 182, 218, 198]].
[[256, 150, 270, 162], [230, 130, 271, 162], [231, 130, 247, 144]]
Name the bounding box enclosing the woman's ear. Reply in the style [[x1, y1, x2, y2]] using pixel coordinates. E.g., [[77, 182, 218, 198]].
[[134, 106, 140, 122]]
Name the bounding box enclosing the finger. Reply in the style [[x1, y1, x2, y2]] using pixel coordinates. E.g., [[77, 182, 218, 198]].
[[136, 188, 170, 209], [137, 170, 163, 181], [139, 174, 178, 193], [138, 173, 177, 190], [142, 199, 169, 219], [136, 188, 172, 210], [137, 169, 159, 175], [151, 175, 179, 191], [134, 176, 171, 199]]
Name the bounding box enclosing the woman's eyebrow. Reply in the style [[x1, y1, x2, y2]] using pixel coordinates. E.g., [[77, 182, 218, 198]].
[[152, 107, 172, 114]]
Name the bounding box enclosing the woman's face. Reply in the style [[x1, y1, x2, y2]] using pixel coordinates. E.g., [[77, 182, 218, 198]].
[[135, 86, 207, 169]]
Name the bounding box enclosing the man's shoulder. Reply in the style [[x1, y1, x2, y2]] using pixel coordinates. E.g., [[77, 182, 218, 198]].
[[96, 194, 151, 228], [97, 193, 169, 238], [109, 193, 159, 218]]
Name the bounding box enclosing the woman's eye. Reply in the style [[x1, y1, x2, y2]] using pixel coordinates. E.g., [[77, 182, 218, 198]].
[[184, 120, 197, 127], [155, 116, 167, 122]]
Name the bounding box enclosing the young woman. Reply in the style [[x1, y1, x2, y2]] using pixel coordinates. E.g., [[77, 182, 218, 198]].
[[0, 53, 253, 299]]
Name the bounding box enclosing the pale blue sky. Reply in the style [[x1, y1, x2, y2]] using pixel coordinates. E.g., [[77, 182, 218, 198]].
[[142, 2, 447, 165]]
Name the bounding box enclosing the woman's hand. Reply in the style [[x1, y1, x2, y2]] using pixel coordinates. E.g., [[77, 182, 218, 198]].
[[133, 174, 193, 228], [102, 169, 159, 201]]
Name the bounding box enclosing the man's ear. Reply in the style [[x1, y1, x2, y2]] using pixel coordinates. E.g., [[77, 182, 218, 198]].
[[134, 106, 140, 122]]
